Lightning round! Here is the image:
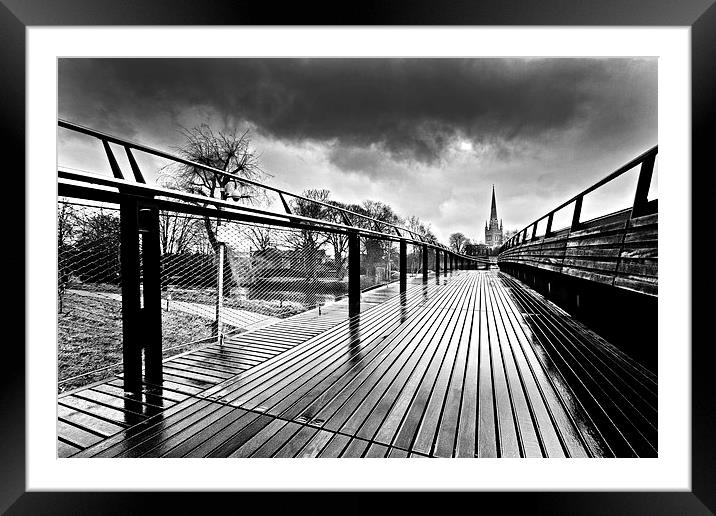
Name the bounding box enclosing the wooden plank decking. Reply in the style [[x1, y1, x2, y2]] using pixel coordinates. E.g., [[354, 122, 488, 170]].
[[61, 270, 657, 458], [56, 279, 422, 457]]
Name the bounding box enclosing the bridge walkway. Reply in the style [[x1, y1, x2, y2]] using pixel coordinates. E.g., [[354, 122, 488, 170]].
[[63, 270, 657, 458], [57, 277, 427, 457]]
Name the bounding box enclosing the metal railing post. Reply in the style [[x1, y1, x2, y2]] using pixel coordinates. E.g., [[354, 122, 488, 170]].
[[632, 153, 656, 218], [119, 197, 142, 393], [435, 248, 441, 277], [348, 232, 361, 316], [422, 244, 429, 282], [399, 239, 407, 293], [138, 203, 163, 385], [571, 196, 583, 231], [443, 250, 448, 276], [216, 241, 225, 343]]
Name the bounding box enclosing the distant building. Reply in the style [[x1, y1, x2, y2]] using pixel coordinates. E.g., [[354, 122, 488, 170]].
[[464, 242, 488, 256], [484, 185, 503, 248]]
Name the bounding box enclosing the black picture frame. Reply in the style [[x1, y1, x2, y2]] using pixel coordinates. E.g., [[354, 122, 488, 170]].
[[3, 1, 713, 514]]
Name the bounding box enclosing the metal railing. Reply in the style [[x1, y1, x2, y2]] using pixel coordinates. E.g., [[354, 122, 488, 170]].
[[58, 120, 488, 393], [499, 145, 658, 252]]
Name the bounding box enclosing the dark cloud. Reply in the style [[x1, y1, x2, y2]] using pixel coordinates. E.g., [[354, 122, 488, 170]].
[[58, 58, 656, 171]]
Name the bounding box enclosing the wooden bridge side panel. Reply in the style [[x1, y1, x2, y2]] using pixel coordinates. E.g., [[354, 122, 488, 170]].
[[561, 219, 629, 286], [531, 232, 569, 272], [614, 213, 658, 296], [500, 212, 657, 297]]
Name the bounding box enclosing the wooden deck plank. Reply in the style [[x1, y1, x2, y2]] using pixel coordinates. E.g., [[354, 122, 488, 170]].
[[500, 275, 656, 457], [490, 279, 589, 457], [507, 274, 657, 426], [344, 280, 472, 440], [485, 276, 521, 458], [57, 420, 104, 449], [487, 275, 543, 457], [57, 439, 82, 458], [432, 274, 478, 457], [409, 276, 475, 455], [371, 290, 468, 449], [336, 278, 470, 448], [66, 271, 657, 459], [59, 396, 142, 428], [281, 282, 464, 426], [316, 433, 352, 458], [324, 282, 466, 439], [58, 404, 125, 438], [250, 421, 304, 458], [476, 286, 498, 458]]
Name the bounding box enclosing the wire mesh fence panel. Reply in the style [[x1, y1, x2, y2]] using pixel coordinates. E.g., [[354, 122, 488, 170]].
[[58, 197, 429, 393], [57, 200, 124, 392], [408, 243, 424, 277], [159, 211, 351, 342], [221, 221, 348, 333], [361, 236, 397, 290]]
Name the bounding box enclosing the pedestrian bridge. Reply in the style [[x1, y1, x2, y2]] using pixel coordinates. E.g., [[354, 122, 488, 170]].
[[56, 121, 658, 458]]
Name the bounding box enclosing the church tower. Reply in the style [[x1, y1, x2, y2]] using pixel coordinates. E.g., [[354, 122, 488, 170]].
[[485, 185, 504, 247]]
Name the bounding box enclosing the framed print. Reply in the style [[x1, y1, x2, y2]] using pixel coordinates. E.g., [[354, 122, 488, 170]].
[[4, 0, 714, 513]]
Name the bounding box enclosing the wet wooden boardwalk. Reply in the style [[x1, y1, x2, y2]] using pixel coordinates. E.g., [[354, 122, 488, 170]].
[[61, 271, 657, 458], [56, 279, 420, 457]]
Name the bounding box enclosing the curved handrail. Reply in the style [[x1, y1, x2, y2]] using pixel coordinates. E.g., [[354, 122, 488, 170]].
[[499, 145, 658, 252], [59, 119, 437, 245], [58, 120, 488, 264]]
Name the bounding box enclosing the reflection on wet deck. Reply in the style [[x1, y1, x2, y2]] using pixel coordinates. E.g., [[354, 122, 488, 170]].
[[64, 271, 657, 458]]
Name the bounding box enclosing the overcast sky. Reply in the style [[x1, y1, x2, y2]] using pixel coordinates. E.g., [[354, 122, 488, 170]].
[[58, 58, 657, 243]]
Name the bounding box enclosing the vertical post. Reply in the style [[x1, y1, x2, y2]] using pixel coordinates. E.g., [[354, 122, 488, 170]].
[[443, 250, 448, 276], [119, 197, 142, 393], [571, 196, 583, 230], [216, 241, 225, 344], [632, 153, 656, 218], [139, 204, 162, 385], [435, 248, 441, 277], [348, 232, 361, 316], [422, 244, 429, 282], [545, 213, 554, 237], [215, 188, 228, 344], [531, 222, 538, 241], [399, 239, 407, 293]]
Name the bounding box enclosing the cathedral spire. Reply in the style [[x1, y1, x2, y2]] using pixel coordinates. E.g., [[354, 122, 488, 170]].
[[490, 184, 498, 221], [484, 185, 504, 248]]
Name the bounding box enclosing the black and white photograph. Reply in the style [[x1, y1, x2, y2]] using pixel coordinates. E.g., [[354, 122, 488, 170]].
[[55, 57, 658, 459]]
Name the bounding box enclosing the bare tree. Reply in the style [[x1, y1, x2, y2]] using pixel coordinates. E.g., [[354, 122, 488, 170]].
[[158, 213, 203, 255], [155, 174, 205, 255], [289, 189, 331, 278], [326, 199, 351, 279], [164, 124, 269, 252], [358, 200, 403, 280], [449, 232, 470, 253], [405, 215, 436, 273], [162, 124, 270, 334], [246, 225, 273, 254]]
